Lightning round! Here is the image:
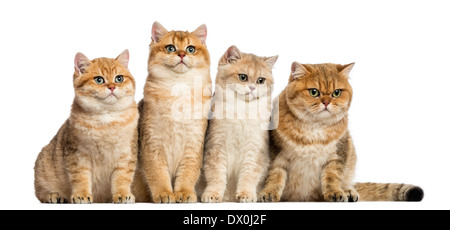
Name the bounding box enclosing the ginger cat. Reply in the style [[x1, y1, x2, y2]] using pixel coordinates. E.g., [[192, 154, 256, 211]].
[[132, 22, 211, 203], [200, 46, 278, 202], [260, 62, 424, 202], [34, 50, 138, 203]]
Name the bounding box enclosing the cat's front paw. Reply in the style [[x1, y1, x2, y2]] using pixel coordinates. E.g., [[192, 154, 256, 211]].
[[323, 190, 346, 202], [113, 193, 135, 204], [259, 189, 281, 202], [174, 190, 197, 203], [201, 191, 223, 203], [236, 191, 257, 203], [47, 193, 68, 204], [152, 191, 175, 203], [344, 189, 359, 202], [71, 193, 92, 204]]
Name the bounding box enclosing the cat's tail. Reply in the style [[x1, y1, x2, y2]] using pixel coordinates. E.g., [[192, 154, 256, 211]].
[[354, 182, 424, 201]]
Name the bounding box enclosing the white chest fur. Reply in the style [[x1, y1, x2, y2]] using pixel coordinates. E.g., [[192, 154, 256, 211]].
[[278, 125, 340, 201], [218, 108, 270, 201]]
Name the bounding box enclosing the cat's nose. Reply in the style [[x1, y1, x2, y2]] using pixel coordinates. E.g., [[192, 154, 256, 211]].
[[323, 101, 330, 107], [249, 85, 256, 91], [108, 85, 116, 92], [178, 52, 185, 59]]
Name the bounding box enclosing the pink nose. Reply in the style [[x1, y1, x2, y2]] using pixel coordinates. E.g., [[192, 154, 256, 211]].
[[108, 85, 115, 92], [179, 52, 185, 59], [249, 86, 256, 91], [323, 101, 329, 107]]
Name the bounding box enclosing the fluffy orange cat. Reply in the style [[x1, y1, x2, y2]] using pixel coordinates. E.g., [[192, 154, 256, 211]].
[[260, 62, 424, 202], [132, 22, 211, 203], [34, 50, 138, 203]]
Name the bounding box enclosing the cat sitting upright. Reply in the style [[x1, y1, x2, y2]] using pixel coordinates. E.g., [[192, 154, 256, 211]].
[[200, 46, 278, 202], [132, 22, 212, 203], [260, 62, 424, 202], [34, 50, 138, 203]]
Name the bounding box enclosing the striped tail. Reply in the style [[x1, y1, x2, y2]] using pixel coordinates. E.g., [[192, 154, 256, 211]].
[[354, 182, 424, 201]]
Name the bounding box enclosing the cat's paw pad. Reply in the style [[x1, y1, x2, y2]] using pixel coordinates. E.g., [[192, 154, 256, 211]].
[[258, 189, 281, 202], [174, 190, 197, 203], [345, 189, 359, 202], [152, 191, 175, 203], [113, 193, 135, 204], [324, 190, 346, 202], [201, 191, 223, 203], [71, 193, 92, 204], [47, 193, 67, 204], [236, 191, 257, 203]]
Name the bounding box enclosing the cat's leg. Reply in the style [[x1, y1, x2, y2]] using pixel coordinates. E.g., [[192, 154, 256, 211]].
[[235, 150, 268, 203], [259, 156, 288, 202], [141, 147, 175, 203], [201, 147, 227, 203], [111, 153, 137, 204], [341, 139, 359, 202], [322, 136, 359, 202], [173, 141, 203, 203], [321, 158, 348, 202], [66, 152, 93, 204]]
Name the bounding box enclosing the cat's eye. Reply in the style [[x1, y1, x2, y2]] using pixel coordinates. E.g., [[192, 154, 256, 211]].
[[309, 88, 320, 97], [94, 76, 105, 85], [115, 75, 124, 83], [256, 77, 266, 84], [332, 89, 342, 98], [238, 74, 248, 82], [186, 46, 196, 54], [166, 45, 176, 53]]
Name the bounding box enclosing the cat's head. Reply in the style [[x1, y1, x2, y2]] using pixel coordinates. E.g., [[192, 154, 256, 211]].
[[285, 62, 354, 123], [148, 21, 210, 73], [216, 45, 278, 101], [73, 50, 135, 112]]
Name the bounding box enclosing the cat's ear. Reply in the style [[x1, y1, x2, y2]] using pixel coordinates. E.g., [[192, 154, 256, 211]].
[[264, 55, 278, 69], [219, 45, 242, 65], [337, 62, 355, 77], [116, 49, 129, 69], [290, 62, 309, 81], [74, 52, 90, 75], [192, 24, 207, 44], [152, 21, 168, 42]]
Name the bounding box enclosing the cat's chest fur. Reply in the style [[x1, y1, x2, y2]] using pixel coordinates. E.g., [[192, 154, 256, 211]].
[[72, 112, 137, 202], [279, 125, 341, 201], [145, 66, 210, 179], [219, 118, 269, 201]]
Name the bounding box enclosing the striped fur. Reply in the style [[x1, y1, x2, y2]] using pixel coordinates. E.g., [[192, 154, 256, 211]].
[[131, 22, 211, 203], [260, 62, 423, 202], [34, 50, 139, 203]]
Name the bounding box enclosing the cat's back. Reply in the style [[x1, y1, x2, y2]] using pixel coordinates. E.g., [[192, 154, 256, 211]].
[[34, 119, 72, 202]]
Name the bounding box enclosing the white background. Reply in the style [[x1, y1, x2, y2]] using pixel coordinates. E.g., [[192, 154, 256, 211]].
[[0, 0, 449, 210]]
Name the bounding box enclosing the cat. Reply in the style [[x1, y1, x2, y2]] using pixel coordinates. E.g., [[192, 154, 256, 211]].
[[259, 62, 424, 202], [199, 46, 278, 203], [131, 22, 212, 203], [34, 50, 139, 203]]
